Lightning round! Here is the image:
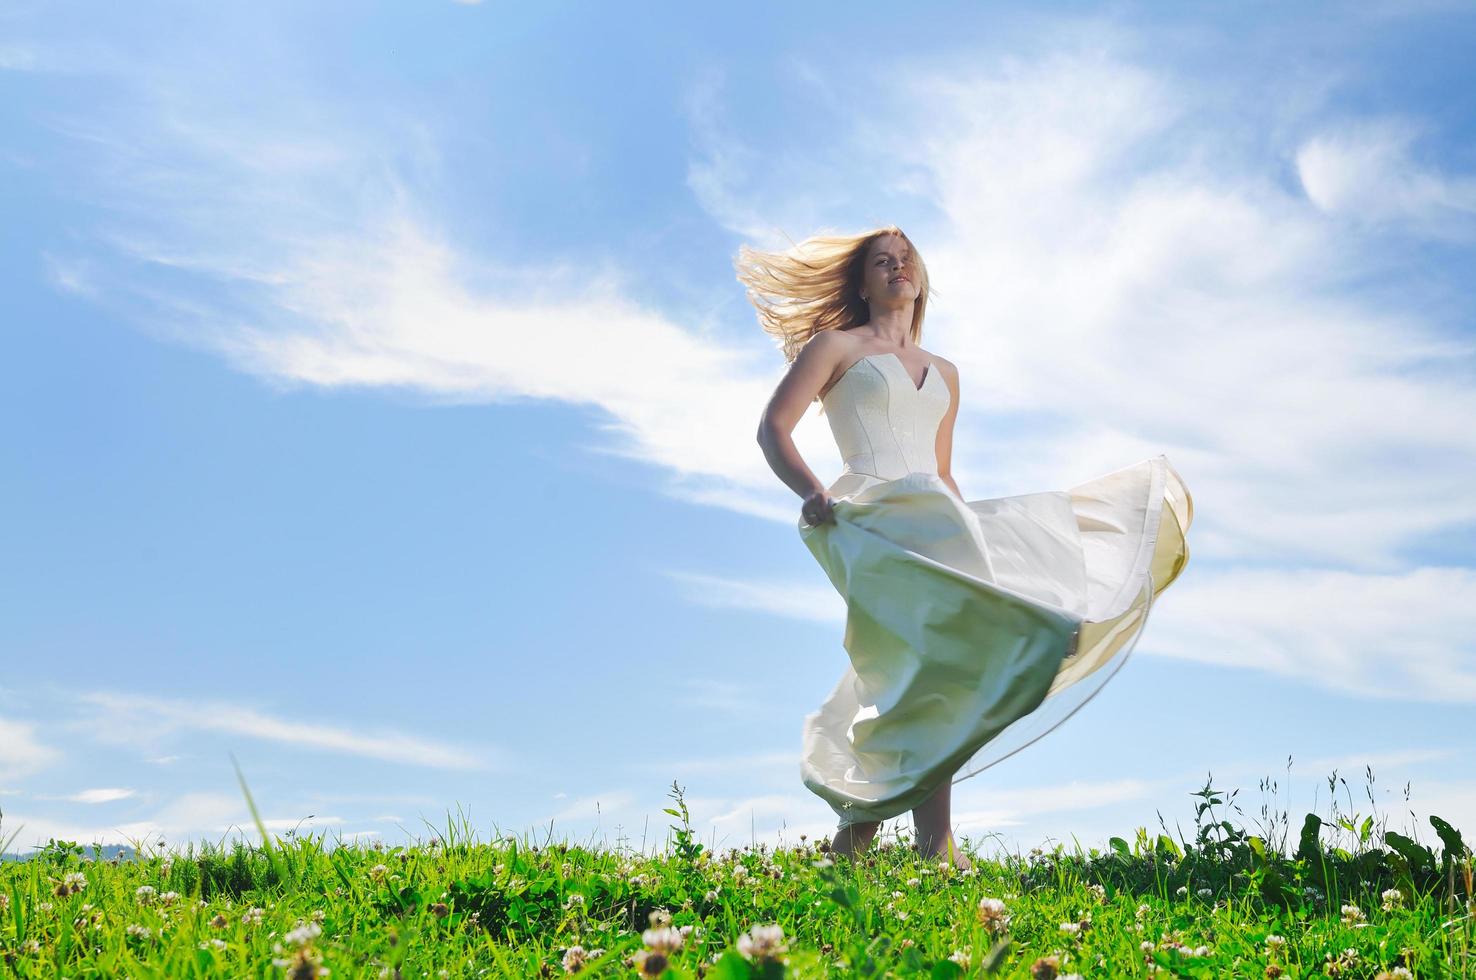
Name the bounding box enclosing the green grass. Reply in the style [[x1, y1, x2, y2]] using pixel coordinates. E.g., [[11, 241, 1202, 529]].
[[0, 773, 1470, 978]]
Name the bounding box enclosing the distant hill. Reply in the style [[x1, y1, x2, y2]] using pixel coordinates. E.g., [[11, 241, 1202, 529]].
[[1, 844, 140, 863]]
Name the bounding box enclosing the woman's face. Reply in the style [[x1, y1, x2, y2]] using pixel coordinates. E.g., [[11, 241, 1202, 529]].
[[860, 234, 919, 306]]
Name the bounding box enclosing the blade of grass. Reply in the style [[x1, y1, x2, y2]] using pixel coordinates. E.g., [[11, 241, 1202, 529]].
[[230, 751, 289, 889]]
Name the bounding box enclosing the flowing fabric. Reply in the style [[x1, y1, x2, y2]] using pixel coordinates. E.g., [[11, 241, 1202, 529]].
[[797, 352, 1193, 826]]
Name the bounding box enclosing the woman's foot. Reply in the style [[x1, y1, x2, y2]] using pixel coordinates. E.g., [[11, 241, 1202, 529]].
[[830, 820, 880, 859]]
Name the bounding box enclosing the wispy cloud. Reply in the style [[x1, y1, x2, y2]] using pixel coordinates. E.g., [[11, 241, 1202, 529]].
[[1144, 566, 1476, 701], [44, 29, 1474, 573], [1297, 117, 1476, 239], [62, 788, 136, 805], [0, 716, 63, 783], [64, 690, 497, 771], [661, 570, 842, 624], [951, 777, 1157, 834]]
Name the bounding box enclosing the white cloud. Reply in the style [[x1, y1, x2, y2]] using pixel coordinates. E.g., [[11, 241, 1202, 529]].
[[65, 788, 136, 804], [64, 690, 496, 771], [662, 570, 842, 624], [50, 34, 1473, 575], [1144, 565, 1476, 701], [1297, 117, 1476, 238], [0, 716, 63, 782], [951, 778, 1157, 835]]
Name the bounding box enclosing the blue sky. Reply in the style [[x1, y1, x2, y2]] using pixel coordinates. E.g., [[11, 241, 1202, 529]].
[[3, 1, 1475, 859]]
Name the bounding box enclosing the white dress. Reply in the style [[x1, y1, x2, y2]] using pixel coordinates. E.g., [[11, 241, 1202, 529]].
[[798, 352, 1193, 826]]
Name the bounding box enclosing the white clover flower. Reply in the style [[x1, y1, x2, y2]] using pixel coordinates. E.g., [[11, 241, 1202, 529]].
[[1175, 885, 1188, 897], [199, 938, 229, 950], [126, 923, 153, 939], [1196, 887, 1213, 900], [62, 871, 88, 894], [642, 926, 684, 954], [906, 877, 921, 887], [1340, 903, 1367, 925], [283, 920, 323, 946], [1059, 921, 1082, 935], [561, 945, 587, 973], [159, 891, 180, 905], [1265, 934, 1286, 951], [977, 896, 1011, 934], [737, 923, 787, 963], [135, 884, 157, 904], [1140, 940, 1155, 952], [948, 949, 971, 969], [368, 863, 390, 881], [242, 906, 265, 926], [1380, 887, 1404, 911], [1086, 882, 1107, 902]]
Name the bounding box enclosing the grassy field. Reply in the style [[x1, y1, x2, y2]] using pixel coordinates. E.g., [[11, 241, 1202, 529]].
[[1, 768, 1470, 978]]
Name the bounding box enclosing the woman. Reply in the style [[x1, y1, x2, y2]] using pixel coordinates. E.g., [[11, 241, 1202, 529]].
[[740, 225, 1193, 868]]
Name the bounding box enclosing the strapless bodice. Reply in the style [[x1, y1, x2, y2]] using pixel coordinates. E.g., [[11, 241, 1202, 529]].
[[819, 352, 951, 490]]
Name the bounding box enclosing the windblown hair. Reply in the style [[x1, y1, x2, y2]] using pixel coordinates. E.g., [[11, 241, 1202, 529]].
[[734, 224, 932, 367]]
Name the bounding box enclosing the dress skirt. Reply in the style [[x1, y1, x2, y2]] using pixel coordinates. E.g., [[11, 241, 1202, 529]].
[[796, 454, 1193, 826]]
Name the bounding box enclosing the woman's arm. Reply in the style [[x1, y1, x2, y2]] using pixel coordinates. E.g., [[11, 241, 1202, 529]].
[[756, 332, 844, 500], [933, 358, 964, 500]]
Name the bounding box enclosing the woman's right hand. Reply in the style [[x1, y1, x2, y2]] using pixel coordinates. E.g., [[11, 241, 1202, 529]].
[[801, 489, 836, 527]]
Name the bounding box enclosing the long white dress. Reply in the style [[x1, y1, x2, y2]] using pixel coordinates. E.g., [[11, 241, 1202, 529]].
[[797, 352, 1193, 827]]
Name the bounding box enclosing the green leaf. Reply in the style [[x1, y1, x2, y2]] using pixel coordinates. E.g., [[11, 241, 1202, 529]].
[[930, 961, 964, 979], [1384, 831, 1435, 876], [1296, 813, 1323, 863], [1430, 815, 1468, 866], [1109, 837, 1132, 861]]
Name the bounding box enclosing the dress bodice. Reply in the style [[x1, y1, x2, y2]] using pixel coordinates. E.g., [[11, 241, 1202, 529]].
[[819, 352, 951, 485]]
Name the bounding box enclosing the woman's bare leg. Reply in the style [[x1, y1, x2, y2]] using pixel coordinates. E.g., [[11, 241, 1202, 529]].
[[830, 819, 879, 859], [911, 777, 972, 869]]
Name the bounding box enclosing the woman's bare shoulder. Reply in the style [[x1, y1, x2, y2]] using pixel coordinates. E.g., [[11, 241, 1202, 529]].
[[800, 327, 858, 355], [796, 327, 861, 367]]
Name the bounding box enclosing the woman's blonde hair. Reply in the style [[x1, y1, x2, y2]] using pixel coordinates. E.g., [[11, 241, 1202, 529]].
[[734, 225, 932, 371]]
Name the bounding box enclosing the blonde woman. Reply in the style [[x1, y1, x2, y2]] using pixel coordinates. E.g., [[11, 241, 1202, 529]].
[[741, 226, 1193, 867]]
